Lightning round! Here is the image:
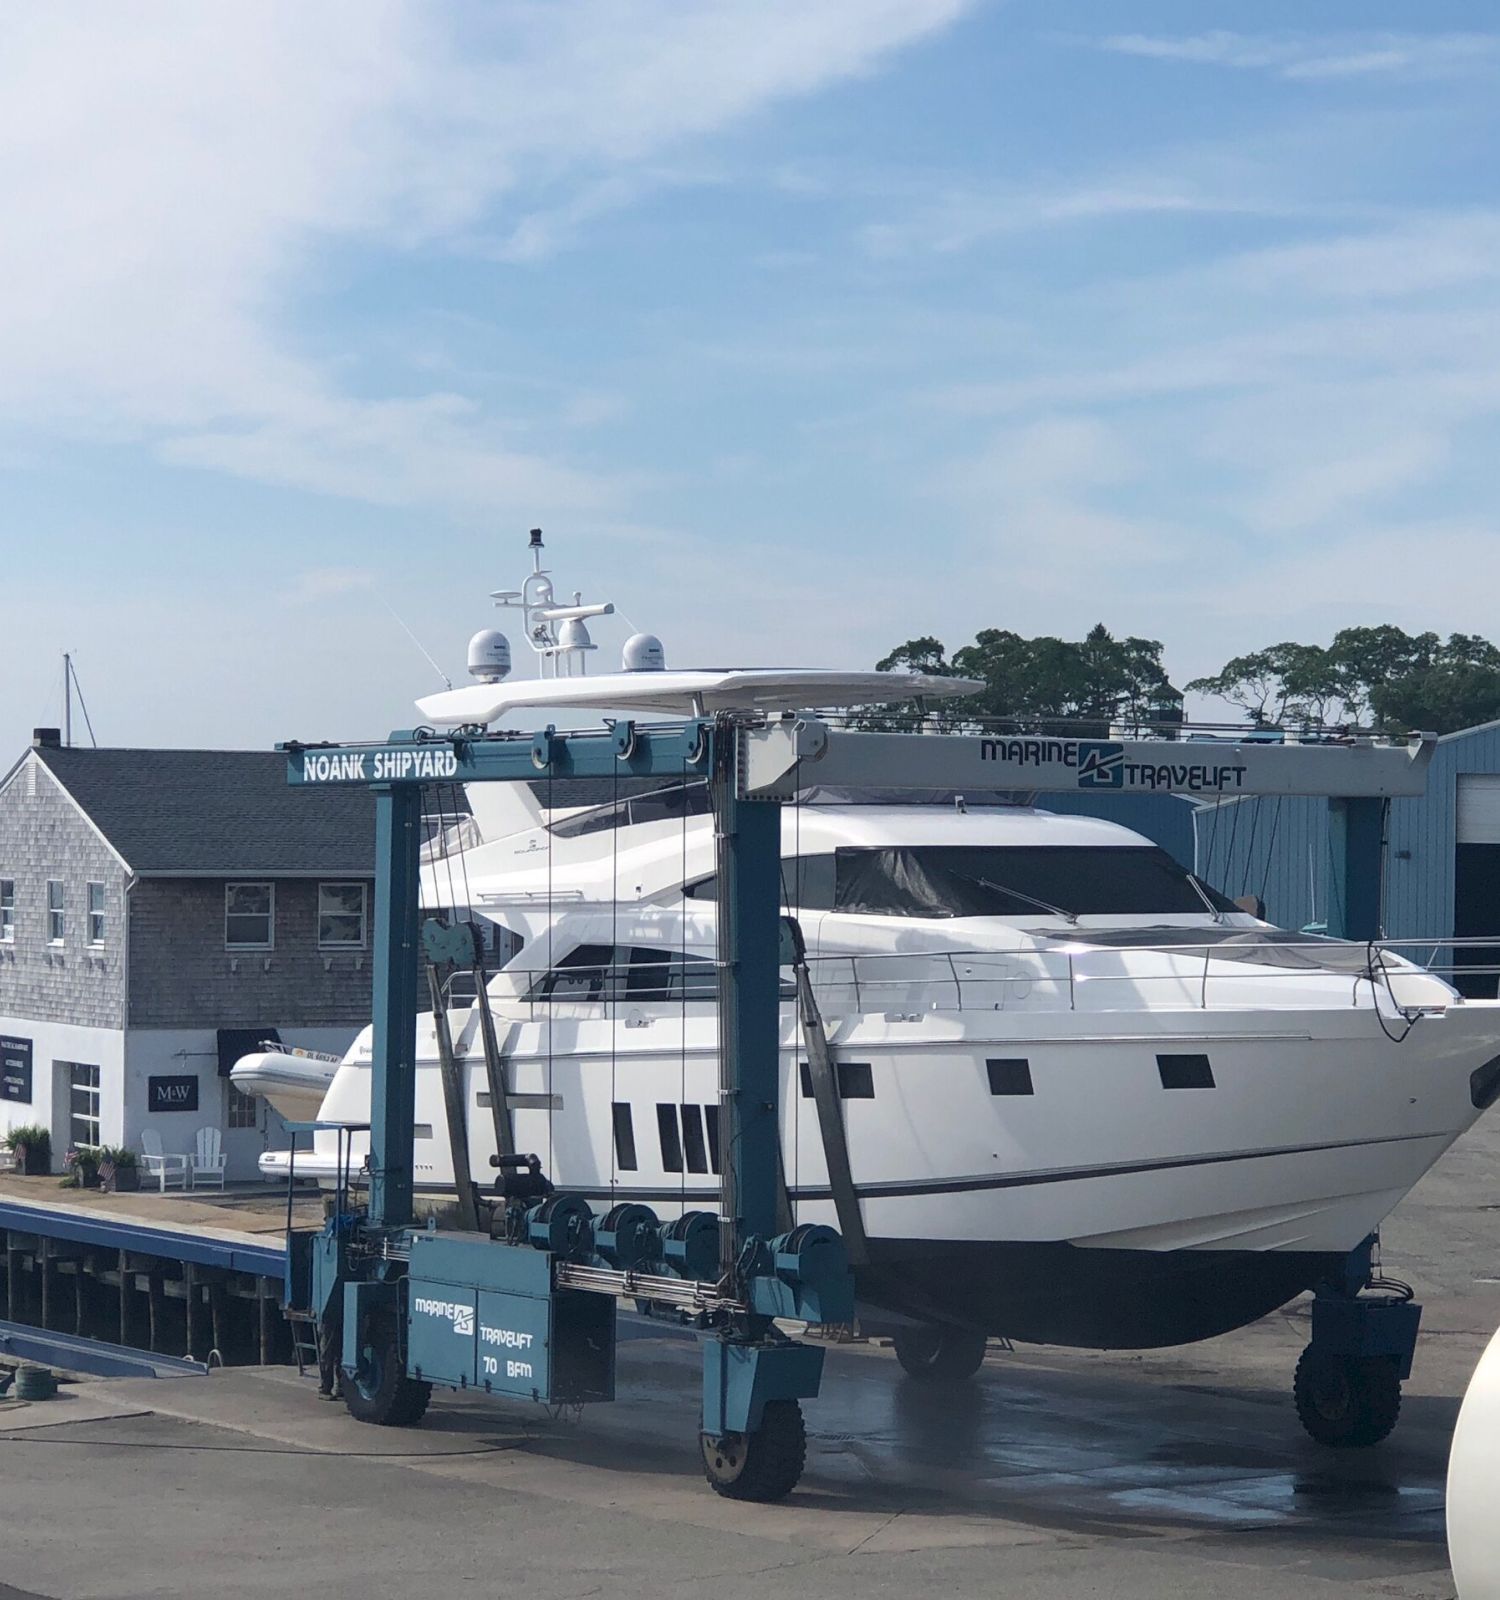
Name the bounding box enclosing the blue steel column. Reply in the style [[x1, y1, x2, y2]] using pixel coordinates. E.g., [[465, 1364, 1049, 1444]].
[[1325, 797, 1386, 942], [714, 729, 784, 1269], [369, 784, 423, 1228]]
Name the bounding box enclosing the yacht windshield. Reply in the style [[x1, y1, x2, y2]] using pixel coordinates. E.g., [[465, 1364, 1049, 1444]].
[[833, 846, 1238, 919]]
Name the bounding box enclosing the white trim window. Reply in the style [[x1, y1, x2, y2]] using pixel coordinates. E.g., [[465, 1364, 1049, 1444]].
[[227, 1080, 259, 1131], [46, 880, 65, 944], [0, 879, 13, 942], [318, 881, 367, 949], [87, 881, 105, 945], [225, 882, 274, 950], [68, 1061, 101, 1148]]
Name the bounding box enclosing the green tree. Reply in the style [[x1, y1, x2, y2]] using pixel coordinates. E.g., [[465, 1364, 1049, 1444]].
[[860, 624, 1180, 735], [1191, 626, 1500, 734]]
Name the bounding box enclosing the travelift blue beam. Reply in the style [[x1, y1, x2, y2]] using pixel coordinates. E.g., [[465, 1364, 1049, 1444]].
[[1325, 797, 1386, 942], [714, 745, 785, 1266], [369, 785, 423, 1228]]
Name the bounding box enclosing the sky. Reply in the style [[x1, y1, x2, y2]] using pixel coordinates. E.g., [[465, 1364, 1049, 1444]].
[[4, 1, 1500, 752]]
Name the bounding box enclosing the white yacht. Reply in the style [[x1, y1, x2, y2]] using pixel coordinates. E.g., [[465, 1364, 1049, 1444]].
[[249, 535, 1500, 1366]]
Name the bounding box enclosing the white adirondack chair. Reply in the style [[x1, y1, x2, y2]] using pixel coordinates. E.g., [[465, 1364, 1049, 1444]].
[[191, 1126, 226, 1190], [140, 1129, 188, 1192]]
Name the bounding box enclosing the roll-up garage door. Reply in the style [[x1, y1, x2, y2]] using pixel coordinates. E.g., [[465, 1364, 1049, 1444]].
[[1457, 776, 1500, 844]]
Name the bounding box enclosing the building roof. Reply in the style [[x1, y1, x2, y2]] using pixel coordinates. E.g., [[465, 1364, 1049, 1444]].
[[33, 746, 379, 876]]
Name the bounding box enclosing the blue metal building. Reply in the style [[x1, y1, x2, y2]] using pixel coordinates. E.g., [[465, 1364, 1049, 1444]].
[[1188, 720, 1500, 955], [1050, 720, 1500, 964]]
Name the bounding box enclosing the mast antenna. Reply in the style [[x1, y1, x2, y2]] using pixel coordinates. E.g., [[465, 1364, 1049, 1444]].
[[63, 653, 97, 748]]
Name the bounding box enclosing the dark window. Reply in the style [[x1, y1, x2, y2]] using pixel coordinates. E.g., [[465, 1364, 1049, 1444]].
[[1158, 1053, 1215, 1089], [656, 1103, 683, 1172], [686, 854, 837, 908], [704, 1103, 721, 1173], [529, 944, 613, 1002], [550, 780, 712, 839], [799, 1061, 875, 1099], [780, 854, 837, 910], [224, 881, 272, 949], [625, 948, 718, 1002], [611, 1102, 638, 1171], [986, 1058, 1033, 1096], [832, 846, 1238, 919], [530, 945, 719, 1003], [680, 1104, 709, 1174]]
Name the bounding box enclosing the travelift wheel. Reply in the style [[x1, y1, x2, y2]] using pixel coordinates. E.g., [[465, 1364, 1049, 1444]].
[[342, 1309, 432, 1428], [893, 1324, 988, 1380], [1293, 1346, 1401, 1447], [701, 1399, 807, 1502]]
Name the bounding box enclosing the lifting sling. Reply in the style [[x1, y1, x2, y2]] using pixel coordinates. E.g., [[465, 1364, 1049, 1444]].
[[785, 918, 868, 1267]]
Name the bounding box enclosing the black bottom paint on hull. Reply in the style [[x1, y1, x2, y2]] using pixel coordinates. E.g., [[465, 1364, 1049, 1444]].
[[393, 1183, 1339, 1351], [856, 1238, 1343, 1349]]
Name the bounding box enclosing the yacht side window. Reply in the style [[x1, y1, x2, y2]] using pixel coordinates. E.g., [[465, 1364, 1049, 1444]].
[[528, 944, 613, 1002], [624, 948, 718, 1002], [684, 855, 836, 910], [527, 945, 720, 1003]]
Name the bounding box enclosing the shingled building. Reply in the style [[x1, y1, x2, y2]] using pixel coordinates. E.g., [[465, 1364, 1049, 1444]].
[[0, 730, 377, 1179]]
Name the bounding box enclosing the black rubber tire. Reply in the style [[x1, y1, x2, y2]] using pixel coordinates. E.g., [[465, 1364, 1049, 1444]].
[[701, 1399, 807, 1502], [342, 1309, 432, 1428], [1293, 1346, 1401, 1448], [894, 1324, 989, 1381]]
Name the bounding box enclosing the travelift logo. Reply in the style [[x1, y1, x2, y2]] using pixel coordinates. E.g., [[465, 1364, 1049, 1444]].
[[1076, 741, 1124, 788]]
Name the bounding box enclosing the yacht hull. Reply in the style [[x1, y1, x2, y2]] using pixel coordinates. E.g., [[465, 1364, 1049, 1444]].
[[258, 997, 1500, 1350]]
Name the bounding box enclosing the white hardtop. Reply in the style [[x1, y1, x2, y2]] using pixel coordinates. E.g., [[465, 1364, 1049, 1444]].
[[416, 667, 979, 728]]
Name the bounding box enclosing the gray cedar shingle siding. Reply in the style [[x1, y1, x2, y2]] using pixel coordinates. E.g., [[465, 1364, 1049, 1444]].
[[1, 743, 384, 1033], [0, 756, 127, 1028], [127, 877, 374, 1028]]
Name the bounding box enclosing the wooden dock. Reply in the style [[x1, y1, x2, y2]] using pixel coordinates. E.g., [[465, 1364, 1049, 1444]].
[[0, 1174, 322, 1370]]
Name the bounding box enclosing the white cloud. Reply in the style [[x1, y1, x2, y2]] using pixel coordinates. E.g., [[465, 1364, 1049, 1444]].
[[1088, 31, 1500, 83], [858, 181, 1242, 259], [0, 2, 971, 511]]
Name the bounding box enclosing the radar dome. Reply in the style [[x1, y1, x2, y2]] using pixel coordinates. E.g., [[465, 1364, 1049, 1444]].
[[622, 632, 665, 672], [558, 617, 595, 652], [467, 629, 511, 683]]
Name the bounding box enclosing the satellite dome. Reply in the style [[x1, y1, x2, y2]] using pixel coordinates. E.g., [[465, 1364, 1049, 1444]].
[[558, 617, 595, 652], [622, 632, 665, 672], [467, 629, 511, 683]]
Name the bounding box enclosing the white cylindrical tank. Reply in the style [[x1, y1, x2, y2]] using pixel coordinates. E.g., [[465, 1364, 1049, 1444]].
[[467, 629, 511, 683], [1448, 1325, 1500, 1595], [622, 632, 665, 672]]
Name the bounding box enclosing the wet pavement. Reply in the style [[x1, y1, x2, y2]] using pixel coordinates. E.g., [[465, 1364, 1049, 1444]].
[[2, 1113, 1498, 1598]]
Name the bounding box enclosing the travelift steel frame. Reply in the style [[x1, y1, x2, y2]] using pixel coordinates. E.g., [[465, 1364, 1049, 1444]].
[[282, 715, 1437, 1494], [283, 716, 852, 1501]]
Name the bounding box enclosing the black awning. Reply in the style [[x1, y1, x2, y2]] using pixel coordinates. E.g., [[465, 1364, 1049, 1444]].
[[216, 1026, 282, 1077]]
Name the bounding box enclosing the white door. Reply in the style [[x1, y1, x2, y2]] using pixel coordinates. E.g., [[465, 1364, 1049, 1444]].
[[1457, 775, 1500, 844]]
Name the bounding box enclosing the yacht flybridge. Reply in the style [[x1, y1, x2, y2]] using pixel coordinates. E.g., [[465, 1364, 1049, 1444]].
[[245, 533, 1500, 1419]]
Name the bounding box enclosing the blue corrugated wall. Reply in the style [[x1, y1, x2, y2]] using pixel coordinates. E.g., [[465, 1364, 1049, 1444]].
[[1058, 723, 1500, 941], [1188, 722, 1500, 941]]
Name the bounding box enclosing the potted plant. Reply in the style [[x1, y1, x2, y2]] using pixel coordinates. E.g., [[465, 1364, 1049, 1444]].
[[61, 1146, 101, 1188], [3, 1124, 51, 1176], [97, 1145, 140, 1193]]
